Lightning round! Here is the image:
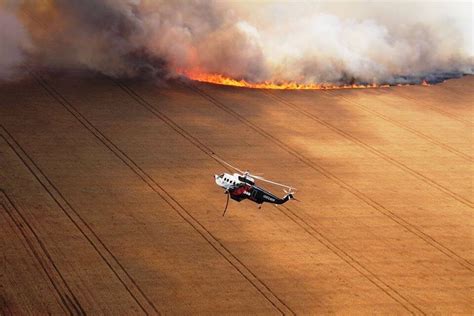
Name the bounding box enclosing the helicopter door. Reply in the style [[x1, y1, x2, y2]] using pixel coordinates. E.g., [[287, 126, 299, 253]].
[[250, 188, 259, 201]]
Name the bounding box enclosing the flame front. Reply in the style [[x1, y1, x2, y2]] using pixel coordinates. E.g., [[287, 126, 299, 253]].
[[180, 70, 395, 90]]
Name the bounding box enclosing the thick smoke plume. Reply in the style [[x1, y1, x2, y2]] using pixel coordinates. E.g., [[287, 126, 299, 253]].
[[0, 0, 472, 84], [0, 5, 30, 79]]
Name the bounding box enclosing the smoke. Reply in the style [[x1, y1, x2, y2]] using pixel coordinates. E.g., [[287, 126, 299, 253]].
[[0, 5, 30, 79], [0, 0, 472, 84], [251, 1, 473, 84]]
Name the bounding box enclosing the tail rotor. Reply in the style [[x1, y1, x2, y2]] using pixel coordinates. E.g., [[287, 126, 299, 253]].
[[284, 188, 299, 202]]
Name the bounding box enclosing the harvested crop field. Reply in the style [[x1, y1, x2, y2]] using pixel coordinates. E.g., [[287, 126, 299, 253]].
[[0, 74, 472, 314]]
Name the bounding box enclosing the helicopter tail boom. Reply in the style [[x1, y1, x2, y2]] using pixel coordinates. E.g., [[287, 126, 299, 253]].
[[272, 193, 294, 204]]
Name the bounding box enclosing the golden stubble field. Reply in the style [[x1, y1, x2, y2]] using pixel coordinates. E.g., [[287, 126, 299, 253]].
[[0, 74, 472, 314]]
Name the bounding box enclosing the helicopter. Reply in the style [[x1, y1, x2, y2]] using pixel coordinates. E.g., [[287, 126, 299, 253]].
[[214, 158, 297, 216]]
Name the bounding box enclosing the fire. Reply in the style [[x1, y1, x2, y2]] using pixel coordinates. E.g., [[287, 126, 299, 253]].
[[181, 70, 393, 90]]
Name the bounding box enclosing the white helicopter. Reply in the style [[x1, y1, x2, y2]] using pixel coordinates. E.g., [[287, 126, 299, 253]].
[[214, 158, 297, 216]]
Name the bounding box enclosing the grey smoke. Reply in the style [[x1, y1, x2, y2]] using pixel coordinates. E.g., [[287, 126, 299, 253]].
[[0, 7, 31, 79], [0, 0, 472, 84]]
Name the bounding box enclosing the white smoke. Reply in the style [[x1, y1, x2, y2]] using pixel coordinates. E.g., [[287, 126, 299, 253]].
[[0, 6, 31, 79], [257, 1, 473, 84], [0, 0, 472, 84]]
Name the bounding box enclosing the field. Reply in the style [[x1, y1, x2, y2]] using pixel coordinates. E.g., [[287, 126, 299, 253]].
[[0, 73, 472, 314]]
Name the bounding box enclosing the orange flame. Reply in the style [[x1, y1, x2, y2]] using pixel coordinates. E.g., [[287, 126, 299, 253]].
[[180, 70, 394, 90]]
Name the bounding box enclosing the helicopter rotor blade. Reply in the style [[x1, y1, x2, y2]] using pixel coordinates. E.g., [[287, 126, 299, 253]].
[[213, 155, 245, 174], [251, 174, 296, 192], [222, 192, 230, 216], [212, 155, 295, 192]]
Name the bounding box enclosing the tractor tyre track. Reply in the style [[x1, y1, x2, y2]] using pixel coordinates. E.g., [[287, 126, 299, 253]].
[[381, 89, 473, 127], [278, 203, 426, 315], [0, 191, 83, 315], [32, 74, 163, 315], [265, 91, 473, 205], [187, 84, 473, 272], [1, 127, 159, 315], [114, 80, 427, 314], [324, 91, 473, 162], [33, 74, 294, 316]]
